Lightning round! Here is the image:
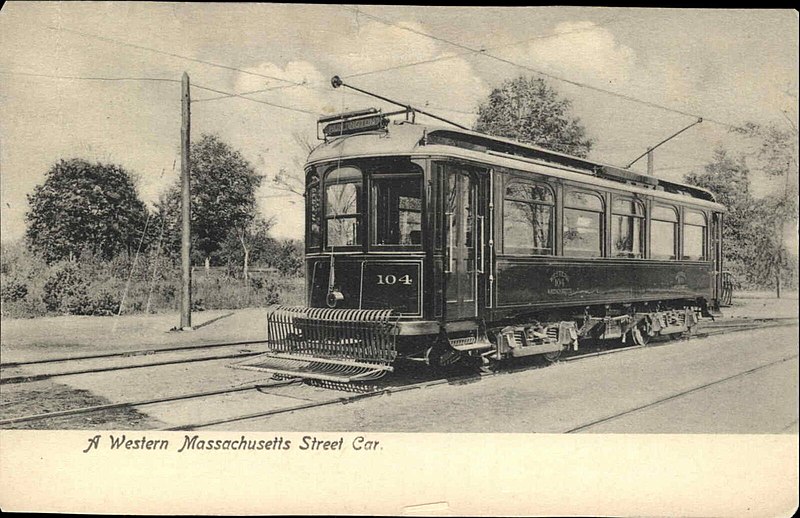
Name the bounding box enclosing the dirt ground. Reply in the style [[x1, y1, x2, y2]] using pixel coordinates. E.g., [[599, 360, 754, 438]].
[[211, 325, 798, 433], [1, 382, 163, 430], [0, 307, 271, 363], [1, 292, 797, 430], [723, 290, 799, 319]]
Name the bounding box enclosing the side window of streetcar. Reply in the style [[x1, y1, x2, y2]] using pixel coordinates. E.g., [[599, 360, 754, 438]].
[[306, 172, 321, 249], [503, 180, 554, 255], [563, 191, 604, 257], [651, 205, 678, 260], [683, 210, 707, 261], [611, 197, 645, 258]]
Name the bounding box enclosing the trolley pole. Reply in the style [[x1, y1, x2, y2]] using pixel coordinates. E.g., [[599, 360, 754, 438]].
[[180, 72, 192, 330], [646, 147, 654, 175]]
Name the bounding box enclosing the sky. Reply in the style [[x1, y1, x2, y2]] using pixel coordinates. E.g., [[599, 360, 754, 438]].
[[1, 4, 797, 244]]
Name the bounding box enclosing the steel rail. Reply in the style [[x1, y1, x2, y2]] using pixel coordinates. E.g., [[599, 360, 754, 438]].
[[165, 319, 800, 431], [0, 350, 265, 385], [564, 353, 799, 433], [0, 379, 300, 426], [2, 319, 796, 428], [162, 376, 457, 431], [0, 339, 270, 368]]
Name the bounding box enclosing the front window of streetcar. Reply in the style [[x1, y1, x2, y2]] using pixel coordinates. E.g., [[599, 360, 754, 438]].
[[372, 173, 423, 246], [324, 166, 363, 248]]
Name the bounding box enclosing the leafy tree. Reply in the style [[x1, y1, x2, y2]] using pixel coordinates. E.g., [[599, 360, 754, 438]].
[[25, 159, 150, 263], [268, 239, 304, 276], [215, 216, 276, 278], [474, 76, 594, 157], [685, 146, 797, 290], [158, 134, 263, 268], [685, 149, 757, 267], [734, 121, 799, 295]]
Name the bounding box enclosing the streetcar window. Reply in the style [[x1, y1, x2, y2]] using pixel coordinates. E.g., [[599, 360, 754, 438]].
[[306, 172, 321, 249], [651, 205, 678, 260], [683, 210, 707, 260], [503, 181, 554, 255], [372, 174, 422, 246], [611, 197, 644, 258], [563, 191, 603, 257], [324, 167, 362, 247]]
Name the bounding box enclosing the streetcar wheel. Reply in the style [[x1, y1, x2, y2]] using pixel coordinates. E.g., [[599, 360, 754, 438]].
[[543, 350, 562, 362], [630, 319, 652, 346]]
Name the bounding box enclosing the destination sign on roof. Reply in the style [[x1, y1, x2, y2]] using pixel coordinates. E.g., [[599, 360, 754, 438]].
[[323, 115, 388, 137]]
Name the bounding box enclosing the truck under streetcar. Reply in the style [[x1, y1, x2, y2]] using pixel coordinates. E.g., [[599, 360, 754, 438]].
[[234, 108, 727, 383]]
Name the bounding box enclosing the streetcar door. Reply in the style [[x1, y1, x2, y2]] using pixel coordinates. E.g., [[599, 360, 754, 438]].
[[444, 166, 480, 320], [713, 212, 725, 301]]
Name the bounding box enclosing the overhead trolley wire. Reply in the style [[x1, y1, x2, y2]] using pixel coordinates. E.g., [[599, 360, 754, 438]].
[[42, 23, 306, 87], [30, 15, 745, 131], [0, 70, 180, 84], [190, 83, 320, 116], [344, 6, 743, 131], [0, 69, 321, 116], [191, 16, 620, 105]]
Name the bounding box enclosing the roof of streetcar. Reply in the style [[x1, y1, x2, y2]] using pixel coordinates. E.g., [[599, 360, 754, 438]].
[[306, 118, 722, 209]]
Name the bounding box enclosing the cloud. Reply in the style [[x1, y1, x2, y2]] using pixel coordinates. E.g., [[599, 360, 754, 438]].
[[326, 19, 441, 75], [501, 21, 637, 87]]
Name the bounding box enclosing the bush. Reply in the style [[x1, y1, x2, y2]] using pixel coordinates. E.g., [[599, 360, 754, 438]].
[[2, 238, 305, 319], [1, 277, 28, 302], [272, 240, 304, 276], [42, 261, 88, 313]]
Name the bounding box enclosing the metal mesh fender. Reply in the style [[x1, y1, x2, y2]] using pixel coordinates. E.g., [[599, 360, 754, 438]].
[[230, 306, 399, 383]]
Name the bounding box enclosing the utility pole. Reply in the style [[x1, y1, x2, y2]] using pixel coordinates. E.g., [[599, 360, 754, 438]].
[[180, 72, 192, 330], [646, 147, 654, 175]]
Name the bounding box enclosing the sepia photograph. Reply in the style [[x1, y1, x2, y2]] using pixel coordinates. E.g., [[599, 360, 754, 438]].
[[1, 3, 798, 515]]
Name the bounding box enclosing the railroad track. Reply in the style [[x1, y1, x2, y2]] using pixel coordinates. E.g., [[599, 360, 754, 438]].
[[3, 316, 795, 386], [0, 339, 271, 368], [0, 340, 271, 385], [564, 353, 799, 433], [1, 316, 796, 429]]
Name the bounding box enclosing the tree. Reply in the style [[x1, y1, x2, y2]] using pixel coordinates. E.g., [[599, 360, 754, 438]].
[[734, 121, 799, 296], [215, 216, 276, 278], [474, 76, 594, 157], [272, 131, 316, 197], [685, 148, 757, 267], [685, 146, 797, 290], [25, 159, 150, 263], [157, 134, 263, 269]]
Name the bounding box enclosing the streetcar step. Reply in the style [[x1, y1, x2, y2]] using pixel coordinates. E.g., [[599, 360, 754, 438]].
[[229, 352, 393, 382]]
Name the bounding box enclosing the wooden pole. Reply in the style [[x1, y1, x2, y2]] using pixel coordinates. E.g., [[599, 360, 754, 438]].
[[180, 72, 192, 330]]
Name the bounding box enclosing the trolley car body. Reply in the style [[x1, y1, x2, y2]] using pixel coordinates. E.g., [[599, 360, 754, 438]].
[[239, 111, 726, 382]]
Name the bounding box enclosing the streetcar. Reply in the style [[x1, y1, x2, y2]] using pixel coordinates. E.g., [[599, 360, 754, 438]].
[[235, 83, 726, 383]]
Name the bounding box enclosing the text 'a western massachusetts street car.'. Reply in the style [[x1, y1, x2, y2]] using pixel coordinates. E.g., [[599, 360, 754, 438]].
[[233, 106, 726, 383]]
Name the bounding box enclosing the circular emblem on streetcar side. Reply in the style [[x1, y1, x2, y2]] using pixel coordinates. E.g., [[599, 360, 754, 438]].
[[550, 271, 569, 288]]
